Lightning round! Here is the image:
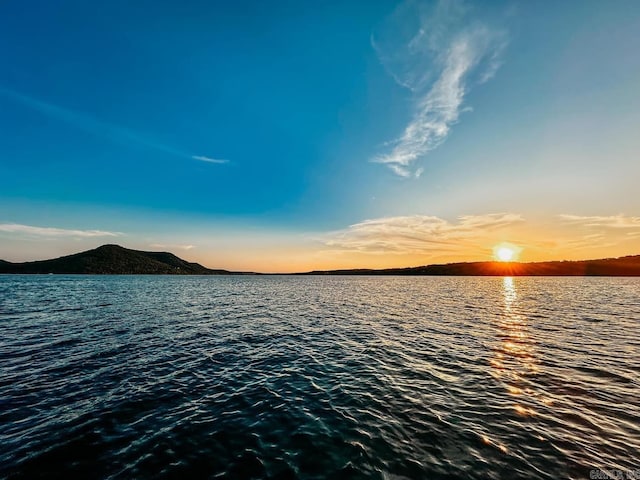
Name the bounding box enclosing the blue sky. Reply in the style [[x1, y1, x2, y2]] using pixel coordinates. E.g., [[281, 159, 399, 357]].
[[2, 0, 640, 271]]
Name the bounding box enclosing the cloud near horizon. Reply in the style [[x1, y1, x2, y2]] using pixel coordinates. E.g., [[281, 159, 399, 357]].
[[324, 213, 523, 254], [372, 0, 507, 177], [322, 212, 640, 262], [558, 214, 640, 229], [0, 223, 120, 238], [149, 243, 196, 251]]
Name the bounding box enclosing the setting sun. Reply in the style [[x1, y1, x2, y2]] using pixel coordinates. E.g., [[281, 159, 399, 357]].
[[497, 247, 515, 261], [493, 243, 522, 262]]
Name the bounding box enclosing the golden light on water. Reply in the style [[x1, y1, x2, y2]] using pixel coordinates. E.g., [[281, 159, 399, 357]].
[[490, 277, 547, 424], [514, 404, 536, 417], [503, 276, 517, 310]]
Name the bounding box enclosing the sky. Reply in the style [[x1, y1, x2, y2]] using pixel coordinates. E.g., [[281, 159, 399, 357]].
[[1, 0, 640, 272]]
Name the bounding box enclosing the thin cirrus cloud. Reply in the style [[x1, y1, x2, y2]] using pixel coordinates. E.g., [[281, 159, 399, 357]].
[[0, 85, 224, 167], [371, 0, 507, 177], [0, 223, 120, 238], [192, 155, 229, 165], [324, 213, 523, 254], [149, 243, 196, 251], [559, 214, 640, 229]]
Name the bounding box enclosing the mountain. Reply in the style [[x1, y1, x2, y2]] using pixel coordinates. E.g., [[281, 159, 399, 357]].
[[300, 255, 640, 276], [0, 245, 234, 275]]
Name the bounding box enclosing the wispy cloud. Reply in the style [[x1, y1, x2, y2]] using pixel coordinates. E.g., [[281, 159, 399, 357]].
[[0, 223, 120, 238], [192, 155, 229, 165], [372, 0, 507, 177], [149, 243, 196, 251], [324, 213, 523, 254], [0, 85, 226, 167], [321, 211, 640, 263], [559, 214, 640, 229]]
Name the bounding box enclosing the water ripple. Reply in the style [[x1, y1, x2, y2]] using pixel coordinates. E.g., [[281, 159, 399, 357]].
[[1, 275, 639, 479]]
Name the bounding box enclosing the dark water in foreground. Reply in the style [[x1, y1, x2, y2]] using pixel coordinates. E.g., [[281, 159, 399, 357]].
[[1, 276, 639, 479]]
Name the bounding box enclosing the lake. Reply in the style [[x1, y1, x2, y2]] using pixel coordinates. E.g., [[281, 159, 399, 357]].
[[1, 275, 639, 479]]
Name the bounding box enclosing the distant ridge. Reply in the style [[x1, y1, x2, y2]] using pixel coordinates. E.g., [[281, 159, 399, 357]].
[[2, 245, 639, 276], [0, 245, 236, 275], [300, 255, 640, 276]]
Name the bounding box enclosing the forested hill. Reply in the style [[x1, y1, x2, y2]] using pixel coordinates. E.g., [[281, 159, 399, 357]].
[[0, 245, 233, 275], [301, 255, 640, 276]]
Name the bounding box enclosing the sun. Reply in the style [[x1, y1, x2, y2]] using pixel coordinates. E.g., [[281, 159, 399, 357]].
[[496, 247, 515, 262], [493, 243, 521, 262]]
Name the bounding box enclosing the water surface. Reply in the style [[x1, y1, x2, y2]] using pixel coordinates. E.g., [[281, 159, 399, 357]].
[[1, 275, 639, 479]]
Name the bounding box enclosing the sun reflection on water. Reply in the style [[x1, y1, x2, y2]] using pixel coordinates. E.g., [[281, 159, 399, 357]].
[[503, 276, 517, 310], [491, 277, 546, 418]]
